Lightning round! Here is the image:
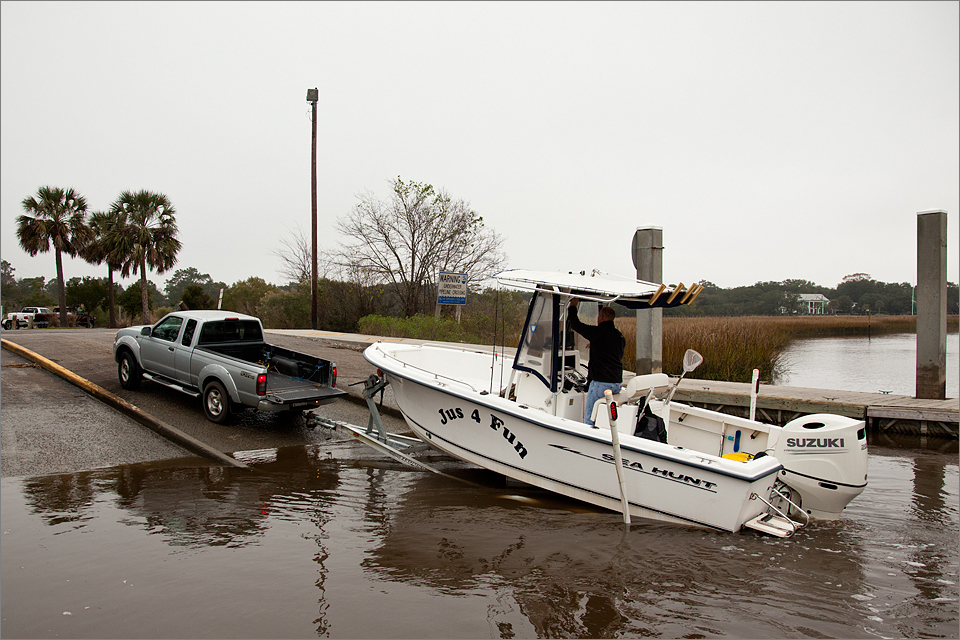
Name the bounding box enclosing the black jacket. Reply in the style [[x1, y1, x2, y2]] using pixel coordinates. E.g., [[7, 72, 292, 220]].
[[567, 306, 625, 384]]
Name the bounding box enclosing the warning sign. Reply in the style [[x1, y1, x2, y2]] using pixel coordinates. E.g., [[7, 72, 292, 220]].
[[437, 272, 468, 305]]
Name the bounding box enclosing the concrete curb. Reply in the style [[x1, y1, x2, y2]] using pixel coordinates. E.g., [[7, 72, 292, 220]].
[[1, 338, 251, 470]]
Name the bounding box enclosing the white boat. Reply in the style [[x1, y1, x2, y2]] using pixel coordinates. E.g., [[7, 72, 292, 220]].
[[359, 269, 868, 536]]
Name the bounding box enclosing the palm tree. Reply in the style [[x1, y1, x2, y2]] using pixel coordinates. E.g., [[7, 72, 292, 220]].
[[109, 190, 182, 324], [17, 186, 93, 327], [85, 210, 129, 328]]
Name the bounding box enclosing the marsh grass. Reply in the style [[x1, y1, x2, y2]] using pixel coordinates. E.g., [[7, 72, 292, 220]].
[[619, 317, 791, 383], [621, 315, 958, 383], [756, 314, 918, 337]]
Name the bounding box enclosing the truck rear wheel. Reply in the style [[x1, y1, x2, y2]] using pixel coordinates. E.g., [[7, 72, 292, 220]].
[[118, 351, 142, 390], [203, 380, 232, 424]]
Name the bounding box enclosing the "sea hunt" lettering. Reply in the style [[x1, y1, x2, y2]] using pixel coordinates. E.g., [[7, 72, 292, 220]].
[[649, 466, 718, 490], [601, 453, 644, 471]]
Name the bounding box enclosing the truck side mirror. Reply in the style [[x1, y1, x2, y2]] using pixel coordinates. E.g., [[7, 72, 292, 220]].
[[141, 327, 151, 337]]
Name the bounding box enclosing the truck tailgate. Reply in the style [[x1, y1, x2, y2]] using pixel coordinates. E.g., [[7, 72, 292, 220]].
[[264, 373, 347, 407]]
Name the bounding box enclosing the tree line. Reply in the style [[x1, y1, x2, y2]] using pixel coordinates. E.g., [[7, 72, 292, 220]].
[[4, 178, 508, 329], [7, 253, 956, 335], [7, 181, 956, 330], [0, 260, 524, 334], [661, 273, 959, 317]]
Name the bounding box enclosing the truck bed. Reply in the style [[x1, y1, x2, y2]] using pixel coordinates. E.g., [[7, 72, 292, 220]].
[[197, 340, 345, 407]]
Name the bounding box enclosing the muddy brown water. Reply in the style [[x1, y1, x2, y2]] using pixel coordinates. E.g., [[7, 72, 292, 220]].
[[1, 434, 957, 639]]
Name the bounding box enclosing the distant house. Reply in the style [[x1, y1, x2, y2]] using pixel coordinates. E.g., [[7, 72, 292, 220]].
[[798, 293, 830, 315]]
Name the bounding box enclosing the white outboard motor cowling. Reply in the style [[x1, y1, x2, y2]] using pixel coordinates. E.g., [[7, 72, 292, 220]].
[[772, 414, 868, 520]]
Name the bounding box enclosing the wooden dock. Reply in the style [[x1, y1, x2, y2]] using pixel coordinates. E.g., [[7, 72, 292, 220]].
[[672, 379, 959, 438]]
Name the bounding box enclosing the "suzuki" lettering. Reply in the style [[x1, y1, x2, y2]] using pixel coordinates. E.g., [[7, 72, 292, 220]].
[[786, 438, 845, 448]]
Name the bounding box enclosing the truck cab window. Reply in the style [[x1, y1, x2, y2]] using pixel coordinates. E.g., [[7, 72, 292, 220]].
[[181, 319, 198, 346], [152, 316, 184, 342]]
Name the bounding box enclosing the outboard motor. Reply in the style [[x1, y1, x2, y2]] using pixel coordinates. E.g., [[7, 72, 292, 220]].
[[772, 414, 868, 519]]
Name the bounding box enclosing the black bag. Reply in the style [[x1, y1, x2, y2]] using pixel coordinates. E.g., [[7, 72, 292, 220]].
[[634, 405, 667, 443]]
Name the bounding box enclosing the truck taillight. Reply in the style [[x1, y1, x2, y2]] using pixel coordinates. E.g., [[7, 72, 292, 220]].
[[331, 367, 337, 387], [257, 373, 267, 396]]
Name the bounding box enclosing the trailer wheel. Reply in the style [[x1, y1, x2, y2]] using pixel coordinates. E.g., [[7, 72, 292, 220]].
[[118, 351, 142, 390], [203, 380, 232, 424]]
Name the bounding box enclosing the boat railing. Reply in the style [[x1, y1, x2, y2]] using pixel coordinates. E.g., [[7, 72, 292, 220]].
[[373, 342, 485, 393], [417, 342, 515, 358]]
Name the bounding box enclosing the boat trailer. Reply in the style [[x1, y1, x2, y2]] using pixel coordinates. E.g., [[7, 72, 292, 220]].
[[307, 374, 447, 476]]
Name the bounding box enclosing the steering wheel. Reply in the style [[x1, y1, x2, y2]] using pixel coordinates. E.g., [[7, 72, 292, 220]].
[[563, 366, 588, 392]]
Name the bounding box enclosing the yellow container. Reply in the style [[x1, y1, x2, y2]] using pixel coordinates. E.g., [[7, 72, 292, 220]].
[[722, 451, 754, 463]]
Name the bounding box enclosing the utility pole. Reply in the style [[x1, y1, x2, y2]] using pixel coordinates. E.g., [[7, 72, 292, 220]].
[[307, 88, 319, 330]]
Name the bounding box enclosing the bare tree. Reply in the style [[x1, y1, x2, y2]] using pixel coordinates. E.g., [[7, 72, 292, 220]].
[[332, 177, 506, 317], [273, 224, 313, 285]]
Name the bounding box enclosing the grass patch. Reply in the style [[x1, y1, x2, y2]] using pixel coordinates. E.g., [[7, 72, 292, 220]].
[[622, 315, 958, 383]]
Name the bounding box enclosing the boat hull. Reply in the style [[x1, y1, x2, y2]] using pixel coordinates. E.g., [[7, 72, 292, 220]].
[[366, 344, 781, 532]]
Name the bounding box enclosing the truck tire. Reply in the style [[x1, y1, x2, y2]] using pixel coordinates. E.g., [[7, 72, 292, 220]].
[[2, 320, 10, 330], [118, 351, 142, 390], [203, 380, 232, 424]]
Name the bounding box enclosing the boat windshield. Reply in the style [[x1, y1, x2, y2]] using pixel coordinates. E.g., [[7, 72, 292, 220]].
[[513, 290, 561, 392]]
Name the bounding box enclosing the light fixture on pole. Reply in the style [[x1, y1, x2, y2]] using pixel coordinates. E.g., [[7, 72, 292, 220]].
[[306, 88, 319, 330]]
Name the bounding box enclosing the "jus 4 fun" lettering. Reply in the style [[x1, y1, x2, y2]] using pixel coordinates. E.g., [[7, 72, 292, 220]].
[[437, 407, 527, 459]]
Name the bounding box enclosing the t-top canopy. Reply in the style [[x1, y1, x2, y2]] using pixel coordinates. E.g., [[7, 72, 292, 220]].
[[495, 269, 702, 309]]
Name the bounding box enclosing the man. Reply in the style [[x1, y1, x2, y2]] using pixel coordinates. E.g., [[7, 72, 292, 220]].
[[567, 297, 626, 426]]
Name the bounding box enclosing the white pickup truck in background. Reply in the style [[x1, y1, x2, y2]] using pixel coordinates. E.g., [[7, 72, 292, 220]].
[[3, 307, 54, 330]]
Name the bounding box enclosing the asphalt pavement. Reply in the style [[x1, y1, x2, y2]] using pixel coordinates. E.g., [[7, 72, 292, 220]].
[[0, 327, 430, 478], [1, 346, 190, 477]]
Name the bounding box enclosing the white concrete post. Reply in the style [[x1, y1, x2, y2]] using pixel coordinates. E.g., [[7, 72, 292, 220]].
[[632, 227, 663, 374], [916, 210, 947, 400]]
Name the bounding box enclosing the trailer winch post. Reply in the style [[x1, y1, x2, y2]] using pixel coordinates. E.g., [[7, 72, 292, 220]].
[[361, 374, 391, 440]]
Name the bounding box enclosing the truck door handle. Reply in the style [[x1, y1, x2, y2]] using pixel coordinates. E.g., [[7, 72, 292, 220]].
[[168, 347, 175, 352]]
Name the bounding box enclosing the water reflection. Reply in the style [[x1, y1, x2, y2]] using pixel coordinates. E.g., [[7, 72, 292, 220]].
[[781, 332, 959, 397], [20, 447, 341, 550], [361, 469, 879, 638], [2, 442, 957, 639], [908, 455, 958, 605]]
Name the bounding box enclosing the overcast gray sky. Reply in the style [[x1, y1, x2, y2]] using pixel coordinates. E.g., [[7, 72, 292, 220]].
[[2, 1, 957, 294]]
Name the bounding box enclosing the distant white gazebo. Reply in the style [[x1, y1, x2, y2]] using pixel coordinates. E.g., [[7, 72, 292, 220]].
[[799, 293, 830, 315]]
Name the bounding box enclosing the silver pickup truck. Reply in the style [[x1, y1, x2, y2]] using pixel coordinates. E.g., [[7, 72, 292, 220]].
[[113, 310, 345, 423]]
